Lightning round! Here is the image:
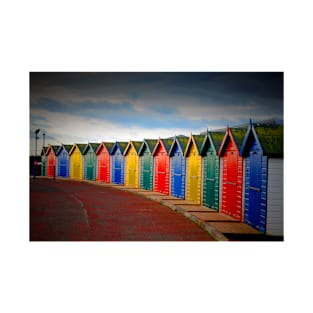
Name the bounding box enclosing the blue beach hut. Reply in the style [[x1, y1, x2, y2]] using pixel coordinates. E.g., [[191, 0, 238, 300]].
[[240, 120, 283, 236], [110, 141, 128, 185], [56, 144, 72, 178], [168, 135, 188, 199]]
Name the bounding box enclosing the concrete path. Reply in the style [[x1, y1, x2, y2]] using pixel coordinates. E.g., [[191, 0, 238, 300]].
[[31, 177, 283, 241], [109, 183, 283, 241], [30, 178, 215, 241]]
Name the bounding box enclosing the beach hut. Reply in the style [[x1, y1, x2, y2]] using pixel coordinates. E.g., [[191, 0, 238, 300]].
[[56, 144, 72, 178], [218, 126, 247, 221], [138, 139, 157, 191], [200, 131, 225, 211], [124, 140, 143, 188], [83, 143, 100, 181], [168, 135, 188, 199], [96, 142, 114, 183], [69, 144, 85, 180], [151, 138, 174, 195], [46, 144, 60, 177], [184, 134, 205, 204], [40, 146, 48, 176], [240, 121, 283, 235], [110, 142, 128, 185]]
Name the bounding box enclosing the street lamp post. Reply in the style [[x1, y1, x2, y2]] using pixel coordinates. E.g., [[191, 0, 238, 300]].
[[35, 129, 40, 156], [34, 129, 40, 179]]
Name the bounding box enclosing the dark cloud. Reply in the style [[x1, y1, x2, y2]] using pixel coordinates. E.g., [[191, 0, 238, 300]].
[[30, 72, 283, 152], [30, 72, 283, 112]]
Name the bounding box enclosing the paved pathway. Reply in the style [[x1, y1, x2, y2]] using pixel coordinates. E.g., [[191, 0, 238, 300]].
[[30, 179, 215, 241]]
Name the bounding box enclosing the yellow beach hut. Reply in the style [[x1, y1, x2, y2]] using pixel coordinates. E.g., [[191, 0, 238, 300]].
[[123, 140, 142, 188], [184, 134, 205, 204], [69, 143, 85, 180]]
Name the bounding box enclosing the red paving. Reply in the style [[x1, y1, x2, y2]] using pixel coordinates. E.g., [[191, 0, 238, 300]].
[[30, 179, 215, 241]]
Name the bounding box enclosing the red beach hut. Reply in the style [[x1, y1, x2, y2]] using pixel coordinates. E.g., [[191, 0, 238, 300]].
[[96, 142, 114, 183], [151, 138, 173, 195], [45, 144, 60, 177], [218, 127, 247, 221]]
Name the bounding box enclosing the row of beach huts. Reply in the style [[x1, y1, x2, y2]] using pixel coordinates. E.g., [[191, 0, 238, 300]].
[[35, 121, 283, 236]]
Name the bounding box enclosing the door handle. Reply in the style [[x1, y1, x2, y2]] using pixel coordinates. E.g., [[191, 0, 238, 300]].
[[225, 181, 236, 186], [206, 178, 215, 181], [249, 186, 261, 192], [190, 176, 198, 179]]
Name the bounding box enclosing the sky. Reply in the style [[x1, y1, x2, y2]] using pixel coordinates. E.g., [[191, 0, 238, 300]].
[[29, 72, 283, 155]]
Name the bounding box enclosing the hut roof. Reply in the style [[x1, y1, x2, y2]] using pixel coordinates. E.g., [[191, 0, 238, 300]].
[[83, 143, 100, 155], [41, 146, 48, 156], [63, 145, 73, 153], [76, 144, 86, 153], [151, 138, 174, 156], [132, 141, 143, 154], [169, 135, 189, 156], [230, 127, 249, 151], [255, 124, 283, 157], [218, 126, 248, 156], [162, 138, 174, 153], [199, 131, 225, 155], [96, 142, 114, 155], [193, 135, 206, 152], [184, 134, 206, 156], [110, 141, 128, 155], [46, 145, 60, 156], [176, 135, 189, 153], [124, 141, 143, 156], [56, 144, 73, 156], [138, 139, 158, 156], [240, 123, 283, 157], [209, 131, 225, 152], [69, 143, 86, 155]]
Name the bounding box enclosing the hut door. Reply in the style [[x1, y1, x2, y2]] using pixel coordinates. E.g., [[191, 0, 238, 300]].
[[172, 150, 183, 198], [223, 150, 239, 219], [59, 152, 67, 177], [59, 160, 66, 177], [142, 152, 151, 190], [99, 150, 109, 182], [86, 152, 94, 180], [114, 151, 121, 183], [204, 152, 216, 209], [59, 151, 67, 177], [188, 146, 200, 203], [247, 150, 262, 229], [48, 156, 55, 177], [87, 166, 93, 179], [73, 163, 80, 178], [72, 150, 81, 179], [103, 151, 110, 182], [158, 152, 166, 193], [98, 151, 105, 181], [128, 151, 137, 187]]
